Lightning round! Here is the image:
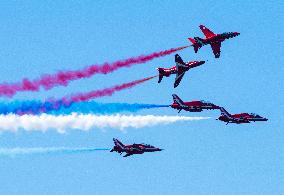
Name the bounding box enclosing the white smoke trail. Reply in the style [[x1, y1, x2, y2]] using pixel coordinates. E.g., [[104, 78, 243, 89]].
[[0, 147, 109, 157], [0, 113, 209, 133]]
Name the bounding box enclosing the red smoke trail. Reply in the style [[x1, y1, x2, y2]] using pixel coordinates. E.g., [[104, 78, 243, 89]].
[[68, 75, 157, 102], [12, 75, 157, 115], [0, 46, 188, 97]]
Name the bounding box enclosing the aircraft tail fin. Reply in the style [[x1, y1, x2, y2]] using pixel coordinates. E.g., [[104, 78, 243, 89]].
[[220, 107, 231, 117], [188, 37, 196, 44], [172, 94, 184, 106], [157, 68, 165, 83], [188, 38, 200, 53], [111, 138, 125, 153]]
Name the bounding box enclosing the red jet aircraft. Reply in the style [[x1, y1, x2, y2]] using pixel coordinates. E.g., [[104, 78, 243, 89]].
[[157, 54, 205, 88], [217, 107, 268, 125], [188, 25, 240, 58], [110, 138, 163, 157], [171, 94, 220, 113]]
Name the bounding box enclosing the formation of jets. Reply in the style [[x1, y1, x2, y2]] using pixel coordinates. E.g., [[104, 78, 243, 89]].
[[170, 94, 267, 125], [157, 25, 240, 87], [112, 25, 267, 157]]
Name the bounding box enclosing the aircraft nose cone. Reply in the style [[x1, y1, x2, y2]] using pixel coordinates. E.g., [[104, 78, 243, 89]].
[[235, 32, 240, 36], [200, 61, 206, 65]]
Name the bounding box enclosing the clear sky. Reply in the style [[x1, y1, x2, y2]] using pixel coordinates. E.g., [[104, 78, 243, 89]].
[[0, 0, 283, 194]]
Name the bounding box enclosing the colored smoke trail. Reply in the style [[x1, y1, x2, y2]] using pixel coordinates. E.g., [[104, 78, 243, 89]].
[[0, 113, 210, 133], [68, 75, 156, 102], [59, 102, 170, 115], [0, 76, 156, 115], [0, 101, 169, 115], [0, 147, 109, 157], [0, 46, 188, 97]]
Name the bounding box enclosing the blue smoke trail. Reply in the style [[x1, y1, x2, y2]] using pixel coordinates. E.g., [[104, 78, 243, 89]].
[[0, 101, 169, 115], [0, 147, 110, 157], [58, 102, 169, 115]]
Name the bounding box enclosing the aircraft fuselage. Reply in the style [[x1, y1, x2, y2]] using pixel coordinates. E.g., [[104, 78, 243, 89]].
[[157, 60, 205, 77], [171, 101, 219, 112], [232, 113, 268, 122], [195, 32, 240, 46], [218, 113, 267, 124], [218, 116, 250, 124]]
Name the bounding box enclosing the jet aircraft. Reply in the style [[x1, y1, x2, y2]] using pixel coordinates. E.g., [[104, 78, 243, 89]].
[[217, 107, 268, 125], [188, 25, 240, 58], [171, 94, 220, 113], [157, 54, 205, 88], [110, 138, 163, 157]]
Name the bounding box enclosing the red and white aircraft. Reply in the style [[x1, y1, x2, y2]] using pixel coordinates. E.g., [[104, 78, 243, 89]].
[[171, 94, 220, 113], [157, 54, 205, 88], [188, 25, 240, 58], [110, 138, 163, 157], [217, 107, 268, 125]]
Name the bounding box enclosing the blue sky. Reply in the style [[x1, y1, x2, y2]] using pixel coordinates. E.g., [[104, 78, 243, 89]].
[[0, 0, 283, 194]]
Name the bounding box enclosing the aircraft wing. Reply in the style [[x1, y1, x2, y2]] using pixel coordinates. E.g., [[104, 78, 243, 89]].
[[237, 117, 250, 123], [129, 145, 143, 152], [174, 72, 185, 88], [174, 54, 187, 88], [189, 106, 203, 112], [175, 54, 186, 66], [210, 42, 221, 58], [132, 147, 143, 152], [158, 75, 163, 83], [199, 25, 216, 38]]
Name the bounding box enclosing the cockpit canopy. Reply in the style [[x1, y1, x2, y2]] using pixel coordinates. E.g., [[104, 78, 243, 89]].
[[142, 144, 155, 148], [200, 100, 212, 104], [250, 113, 261, 117], [221, 32, 238, 38]]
